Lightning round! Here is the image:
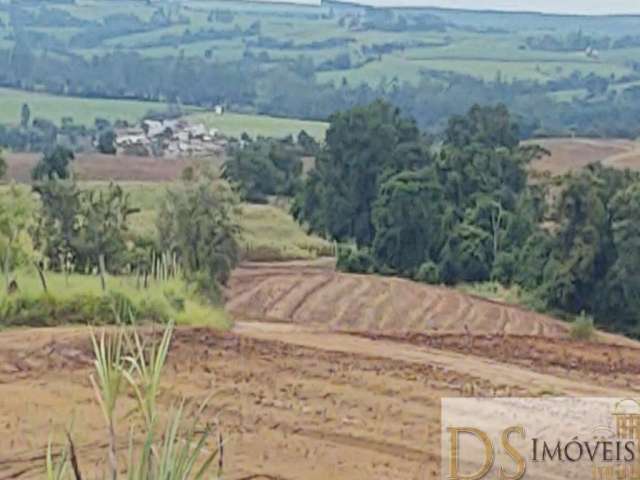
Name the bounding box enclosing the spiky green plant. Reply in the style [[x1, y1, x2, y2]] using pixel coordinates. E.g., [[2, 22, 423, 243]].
[[123, 323, 173, 430], [48, 322, 222, 480], [122, 403, 221, 480], [46, 437, 69, 480], [90, 328, 125, 480]]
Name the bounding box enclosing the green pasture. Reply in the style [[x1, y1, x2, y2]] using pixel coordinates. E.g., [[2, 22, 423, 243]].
[[0, 88, 187, 127], [188, 111, 328, 140]]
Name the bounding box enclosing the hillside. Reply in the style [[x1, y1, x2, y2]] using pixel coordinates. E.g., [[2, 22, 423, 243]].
[[529, 137, 640, 174], [3, 1, 640, 136], [227, 260, 569, 337]]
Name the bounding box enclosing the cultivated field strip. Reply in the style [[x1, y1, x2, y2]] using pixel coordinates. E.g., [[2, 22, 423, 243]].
[[227, 261, 569, 337]]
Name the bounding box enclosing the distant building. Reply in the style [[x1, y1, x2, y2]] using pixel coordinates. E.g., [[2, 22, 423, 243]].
[[585, 46, 600, 59], [115, 120, 226, 158]]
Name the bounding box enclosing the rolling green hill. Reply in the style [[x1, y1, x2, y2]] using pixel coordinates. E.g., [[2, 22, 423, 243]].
[[3, 0, 640, 138]]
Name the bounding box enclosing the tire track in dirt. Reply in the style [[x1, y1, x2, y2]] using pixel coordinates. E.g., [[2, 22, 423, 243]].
[[232, 322, 635, 397]]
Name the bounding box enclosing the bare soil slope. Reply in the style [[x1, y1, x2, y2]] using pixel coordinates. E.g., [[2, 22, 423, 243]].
[[529, 138, 640, 175], [227, 261, 568, 337], [5, 152, 200, 183]]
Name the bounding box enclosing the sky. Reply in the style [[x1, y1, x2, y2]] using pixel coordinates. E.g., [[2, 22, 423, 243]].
[[262, 0, 640, 15]]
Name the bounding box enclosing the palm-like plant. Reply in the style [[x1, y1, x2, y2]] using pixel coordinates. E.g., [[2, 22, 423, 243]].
[[50, 321, 222, 480], [90, 328, 125, 480], [123, 324, 173, 430]]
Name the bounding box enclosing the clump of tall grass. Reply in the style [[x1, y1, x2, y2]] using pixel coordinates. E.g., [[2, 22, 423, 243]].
[[48, 321, 223, 480], [0, 269, 230, 330]]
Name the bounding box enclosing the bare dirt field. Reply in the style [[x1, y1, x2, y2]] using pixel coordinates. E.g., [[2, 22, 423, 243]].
[[2, 262, 640, 479], [4, 152, 202, 183], [529, 137, 640, 175], [227, 260, 569, 338]]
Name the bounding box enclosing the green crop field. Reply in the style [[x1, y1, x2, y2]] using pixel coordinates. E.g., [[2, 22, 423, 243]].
[[0, 88, 183, 127], [189, 112, 328, 140], [4, 0, 639, 89], [0, 88, 326, 139]]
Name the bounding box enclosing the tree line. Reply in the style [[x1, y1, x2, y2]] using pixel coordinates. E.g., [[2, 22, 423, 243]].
[[291, 101, 640, 336]]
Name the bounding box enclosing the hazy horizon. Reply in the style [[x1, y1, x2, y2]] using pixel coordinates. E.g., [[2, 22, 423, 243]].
[[257, 0, 640, 15]]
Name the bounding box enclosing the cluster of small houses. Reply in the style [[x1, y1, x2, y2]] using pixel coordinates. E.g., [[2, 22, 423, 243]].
[[115, 118, 228, 157]]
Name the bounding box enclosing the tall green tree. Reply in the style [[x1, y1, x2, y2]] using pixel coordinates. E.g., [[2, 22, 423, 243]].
[[33, 181, 138, 273], [97, 129, 117, 155], [223, 137, 302, 202], [445, 103, 520, 149], [20, 103, 30, 129], [295, 100, 429, 245], [0, 184, 36, 291], [157, 179, 240, 298], [371, 167, 445, 274], [596, 182, 640, 332], [32, 179, 80, 271], [73, 184, 139, 272]]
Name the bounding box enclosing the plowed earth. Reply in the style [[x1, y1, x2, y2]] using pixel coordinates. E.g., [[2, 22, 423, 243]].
[[2, 262, 639, 480]]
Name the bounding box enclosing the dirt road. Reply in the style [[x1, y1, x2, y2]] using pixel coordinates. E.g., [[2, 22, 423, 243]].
[[2, 320, 639, 480]]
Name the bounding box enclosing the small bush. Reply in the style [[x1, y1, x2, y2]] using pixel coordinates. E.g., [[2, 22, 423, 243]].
[[337, 246, 374, 274], [414, 261, 441, 284], [569, 312, 596, 341]]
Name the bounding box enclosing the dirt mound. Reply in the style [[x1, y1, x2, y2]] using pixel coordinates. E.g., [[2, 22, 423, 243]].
[[227, 261, 569, 338]]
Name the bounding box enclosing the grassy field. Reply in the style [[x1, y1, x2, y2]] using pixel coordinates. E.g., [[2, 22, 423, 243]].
[[0, 87, 328, 139], [4, 0, 640, 91], [239, 203, 334, 261], [189, 111, 329, 140], [0, 88, 184, 127], [1, 268, 231, 329], [64, 182, 333, 261]]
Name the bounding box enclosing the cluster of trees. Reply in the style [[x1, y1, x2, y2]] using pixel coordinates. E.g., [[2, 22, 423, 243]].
[[0, 104, 118, 154], [158, 177, 240, 299], [526, 31, 612, 52], [294, 101, 640, 336], [222, 132, 318, 203], [0, 150, 240, 300]]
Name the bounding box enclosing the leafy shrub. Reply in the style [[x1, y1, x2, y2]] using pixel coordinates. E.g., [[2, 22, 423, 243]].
[[337, 246, 374, 274], [414, 261, 441, 284]]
